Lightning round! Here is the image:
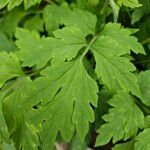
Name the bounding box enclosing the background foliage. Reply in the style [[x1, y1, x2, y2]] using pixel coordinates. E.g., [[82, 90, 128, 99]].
[[0, 0, 150, 150]]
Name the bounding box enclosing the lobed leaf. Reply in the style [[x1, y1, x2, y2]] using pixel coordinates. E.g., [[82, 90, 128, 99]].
[[95, 91, 144, 146], [117, 0, 141, 8], [92, 23, 144, 98], [43, 3, 97, 35], [132, 0, 150, 23], [32, 60, 98, 149], [0, 52, 23, 88], [0, 0, 41, 10], [138, 70, 150, 106], [135, 129, 150, 150], [15, 27, 87, 68], [2, 77, 40, 150]]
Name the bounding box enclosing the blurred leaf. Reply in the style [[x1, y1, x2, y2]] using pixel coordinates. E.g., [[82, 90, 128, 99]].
[[132, 0, 150, 23], [24, 15, 43, 32], [0, 33, 16, 52]]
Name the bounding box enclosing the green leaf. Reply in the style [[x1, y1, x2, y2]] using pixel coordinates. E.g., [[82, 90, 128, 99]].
[[94, 89, 112, 129], [15, 27, 87, 68], [43, 3, 71, 34], [136, 16, 150, 42], [0, 52, 23, 88], [0, 1, 149, 149], [144, 116, 150, 128], [2, 77, 39, 150], [70, 134, 87, 150], [135, 129, 150, 150], [62, 8, 97, 35], [24, 15, 43, 32], [32, 60, 98, 149], [95, 91, 144, 146], [132, 0, 150, 23], [0, 8, 25, 37], [117, 0, 141, 8], [23, 0, 41, 10], [0, 0, 9, 10], [92, 23, 144, 98], [139, 70, 150, 106], [113, 139, 134, 150], [0, 0, 41, 10], [0, 100, 11, 148], [96, 23, 145, 55], [43, 3, 97, 35], [77, 0, 99, 8], [0, 33, 16, 52], [1, 142, 16, 150]]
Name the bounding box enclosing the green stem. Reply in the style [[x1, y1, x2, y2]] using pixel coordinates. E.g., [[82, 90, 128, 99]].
[[109, 0, 119, 22], [80, 35, 98, 60]]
